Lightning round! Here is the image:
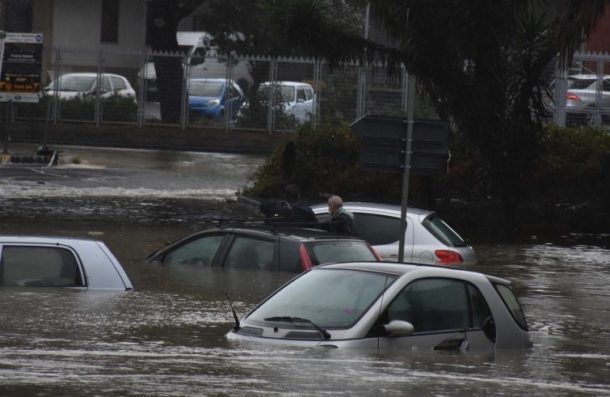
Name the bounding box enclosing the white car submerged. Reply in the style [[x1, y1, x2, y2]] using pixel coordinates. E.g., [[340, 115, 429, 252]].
[[311, 202, 477, 266], [227, 262, 532, 352], [0, 236, 133, 291]]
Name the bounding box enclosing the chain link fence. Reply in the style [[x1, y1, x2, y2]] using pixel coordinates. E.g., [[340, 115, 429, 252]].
[[11, 47, 610, 132]]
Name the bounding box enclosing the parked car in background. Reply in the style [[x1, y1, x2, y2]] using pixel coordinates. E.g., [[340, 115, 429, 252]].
[[44, 73, 136, 101], [146, 226, 380, 273], [227, 261, 531, 351], [257, 81, 316, 123], [566, 74, 610, 110], [0, 236, 133, 291], [311, 202, 477, 266], [188, 78, 246, 121]]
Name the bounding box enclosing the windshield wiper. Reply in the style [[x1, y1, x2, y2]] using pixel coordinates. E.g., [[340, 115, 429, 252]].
[[264, 316, 331, 340]]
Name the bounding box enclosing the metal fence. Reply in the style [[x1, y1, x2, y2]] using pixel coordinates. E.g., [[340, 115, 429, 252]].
[[10, 46, 412, 133], [10, 47, 610, 131], [553, 51, 610, 129]]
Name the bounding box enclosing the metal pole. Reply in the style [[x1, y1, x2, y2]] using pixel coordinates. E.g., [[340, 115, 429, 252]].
[[398, 73, 416, 263]]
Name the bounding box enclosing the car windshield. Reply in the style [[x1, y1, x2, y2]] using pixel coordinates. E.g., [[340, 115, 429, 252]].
[[189, 80, 225, 97], [257, 85, 295, 103], [568, 77, 595, 89], [47, 75, 96, 92], [247, 268, 397, 328], [308, 241, 377, 265], [422, 214, 467, 247]]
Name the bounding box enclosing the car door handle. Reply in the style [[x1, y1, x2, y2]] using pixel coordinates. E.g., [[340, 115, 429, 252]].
[[434, 338, 467, 351]]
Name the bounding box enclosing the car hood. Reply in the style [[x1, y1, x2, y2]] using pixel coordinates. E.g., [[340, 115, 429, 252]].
[[189, 95, 222, 104]]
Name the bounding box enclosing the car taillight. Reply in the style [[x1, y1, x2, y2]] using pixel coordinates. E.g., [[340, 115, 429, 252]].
[[368, 243, 382, 261], [299, 243, 313, 271], [435, 250, 463, 265], [566, 93, 580, 101]]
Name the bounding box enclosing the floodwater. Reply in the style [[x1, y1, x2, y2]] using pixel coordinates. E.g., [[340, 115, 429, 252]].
[[0, 145, 609, 396]]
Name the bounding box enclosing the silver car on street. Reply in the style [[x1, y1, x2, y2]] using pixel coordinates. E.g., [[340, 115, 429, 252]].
[[227, 262, 531, 352]]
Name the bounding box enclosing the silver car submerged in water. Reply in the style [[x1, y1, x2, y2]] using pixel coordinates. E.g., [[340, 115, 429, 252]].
[[0, 236, 133, 291], [227, 262, 531, 352], [311, 202, 477, 266]]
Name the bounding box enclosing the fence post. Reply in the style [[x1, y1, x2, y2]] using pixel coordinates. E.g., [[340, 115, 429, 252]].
[[553, 59, 567, 127], [313, 58, 322, 129], [267, 58, 277, 134], [95, 49, 103, 127]]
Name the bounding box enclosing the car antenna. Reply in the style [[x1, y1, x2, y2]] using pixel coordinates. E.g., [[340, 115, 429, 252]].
[[224, 291, 240, 331]]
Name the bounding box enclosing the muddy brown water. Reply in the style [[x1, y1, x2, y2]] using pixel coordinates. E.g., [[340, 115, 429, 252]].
[[0, 145, 609, 396]]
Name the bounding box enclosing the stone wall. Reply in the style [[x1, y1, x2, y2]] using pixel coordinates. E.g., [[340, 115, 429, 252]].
[[6, 121, 277, 155]]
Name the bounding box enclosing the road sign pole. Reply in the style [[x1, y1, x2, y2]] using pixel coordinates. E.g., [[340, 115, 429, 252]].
[[398, 73, 416, 263]]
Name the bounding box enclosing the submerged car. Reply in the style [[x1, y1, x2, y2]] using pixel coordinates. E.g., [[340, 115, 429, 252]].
[[146, 226, 380, 273], [44, 72, 136, 101], [188, 78, 246, 121], [311, 202, 477, 266], [0, 236, 133, 290], [226, 262, 531, 352]]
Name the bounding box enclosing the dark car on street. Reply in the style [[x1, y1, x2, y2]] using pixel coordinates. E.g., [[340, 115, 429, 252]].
[[146, 226, 380, 273]]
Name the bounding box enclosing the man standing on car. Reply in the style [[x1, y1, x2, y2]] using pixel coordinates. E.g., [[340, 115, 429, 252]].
[[327, 195, 355, 235]]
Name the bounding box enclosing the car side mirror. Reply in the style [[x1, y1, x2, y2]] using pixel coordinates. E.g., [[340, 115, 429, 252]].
[[384, 320, 414, 337]]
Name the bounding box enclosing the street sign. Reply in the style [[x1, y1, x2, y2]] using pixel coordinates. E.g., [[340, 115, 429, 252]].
[[0, 32, 43, 103], [351, 115, 449, 175]]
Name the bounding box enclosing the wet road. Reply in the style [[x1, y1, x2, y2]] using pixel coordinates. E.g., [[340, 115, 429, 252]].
[[0, 145, 609, 396]]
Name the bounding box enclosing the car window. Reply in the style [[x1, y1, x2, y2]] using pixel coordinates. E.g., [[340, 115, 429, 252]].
[[568, 78, 595, 89], [248, 268, 397, 328], [278, 240, 302, 273], [163, 235, 224, 265], [297, 87, 306, 101], [421, 215, 466, 247], [110, 76, 127, 91], [353, 213, 401, 245], [387, 278, 470, 332], [51, 75, 96, 92], [101, 76, 112, 93], [0, 246, 84, 287], [189, 80, 224, 97], [494, 283, 528, 331], [308, 241, 377, 265], [305, 87, 313, 100], [468, 283, 493, 328], [603, 79, 610, 91], [225, 237, 275, 271]]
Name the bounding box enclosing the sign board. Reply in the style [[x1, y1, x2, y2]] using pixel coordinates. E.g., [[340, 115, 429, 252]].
[[0, 32, 43, 103], [351, 115, 449, 175]]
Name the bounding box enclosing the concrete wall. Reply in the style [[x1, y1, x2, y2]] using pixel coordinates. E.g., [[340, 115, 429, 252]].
[[52, 0, 147, 71]]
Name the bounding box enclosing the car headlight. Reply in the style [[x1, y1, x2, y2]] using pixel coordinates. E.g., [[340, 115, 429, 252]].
[[208, 99, 220, 106]]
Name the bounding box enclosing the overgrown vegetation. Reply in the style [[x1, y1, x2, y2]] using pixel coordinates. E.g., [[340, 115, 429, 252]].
[[243, 123, 610, 230]]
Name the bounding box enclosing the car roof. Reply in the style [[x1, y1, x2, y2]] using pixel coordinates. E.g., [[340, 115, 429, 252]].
[[568, 74, 610, 80], [260, 81, 312, 88], [190, 78, 233, 83], [199, 225, 365, 242], [59, 72, 126, 78], [310, 201, 432, 216], [0, 235, 104, 245], [317, 261, 510, 284]]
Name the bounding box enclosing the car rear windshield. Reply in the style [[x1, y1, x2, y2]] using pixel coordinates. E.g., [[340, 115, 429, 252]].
[[422, 215, 467, 247], [568, 78, 595, 89], [248, 268, 397, 329], [308, 241, 377, 265], [189, 81, 224, 97], [494, 283, 528, 331]]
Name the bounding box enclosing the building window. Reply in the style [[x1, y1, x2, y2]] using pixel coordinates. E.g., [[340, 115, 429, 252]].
[[3, 0, 33, 32], [101, 0, 119, 44]]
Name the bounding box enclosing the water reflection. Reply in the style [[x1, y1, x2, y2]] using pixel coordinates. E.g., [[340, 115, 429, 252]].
[[1, 237, 609, 396]]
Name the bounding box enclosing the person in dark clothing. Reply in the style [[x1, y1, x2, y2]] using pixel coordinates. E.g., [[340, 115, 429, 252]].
[[327, 195, 354, 235]]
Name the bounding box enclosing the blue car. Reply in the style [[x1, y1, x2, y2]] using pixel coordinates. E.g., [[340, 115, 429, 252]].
[[188, 78, 246, 121]]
